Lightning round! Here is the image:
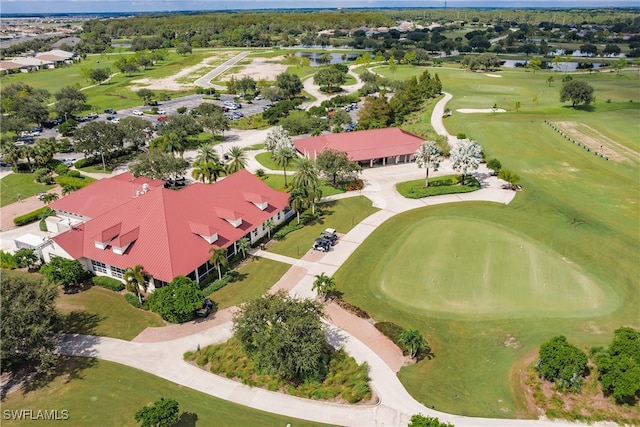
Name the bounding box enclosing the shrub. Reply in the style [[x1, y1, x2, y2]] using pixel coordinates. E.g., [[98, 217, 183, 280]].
[[345, 179, 364, 191], [0, 250, 18, 269], [535, 335, 588, 392], [54, 175, 94, 189], [124, 292, 142, 308], [92, 276, 125, 291], [34, 168, 52, 183], [374, 322, 406, 348], [201, 270, 238, 295], [14, 207, 52, 226], [66, 170, 81, 178], [273, 223, 304, 240], [334, 297, 370, 319], [73, 158, 88, 168], [255, 168, 266, 178], [55, 164, 69, 175]]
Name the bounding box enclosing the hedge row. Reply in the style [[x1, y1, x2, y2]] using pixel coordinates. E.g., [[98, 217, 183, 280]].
[[201, 270, 239, 296], [124, 292, 149, 310], [74, 147, 136, 168], [273, 223, 304, 240], [92, 275, 125, 291], [54, 175, 95, 189], [14, 207, 52, 227]]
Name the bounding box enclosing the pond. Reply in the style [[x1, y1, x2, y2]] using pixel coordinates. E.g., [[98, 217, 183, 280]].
[[501, 59, 606, 71], [295, 52, 359, 66]]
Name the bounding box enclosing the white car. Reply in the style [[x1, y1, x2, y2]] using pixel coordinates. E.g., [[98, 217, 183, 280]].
[[132, 110, 144, 116], [157, 109, 166, 115], [111, 117, 120, 123]]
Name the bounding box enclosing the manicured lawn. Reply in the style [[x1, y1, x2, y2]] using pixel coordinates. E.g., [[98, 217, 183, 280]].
[[207, 258, 291, 310], [396, 174, 480, 198], [333, 68, 639, 418], [1, 358, 329, 427], [57, 287, 164, 341], [261, 174, 345, 197], [0, 173, 54, 207], [269, 196, 378, 259], [255, 151, 299, 171]]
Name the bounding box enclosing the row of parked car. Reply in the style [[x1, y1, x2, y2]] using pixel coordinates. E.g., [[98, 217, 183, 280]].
[[312, 228, 338, 252]]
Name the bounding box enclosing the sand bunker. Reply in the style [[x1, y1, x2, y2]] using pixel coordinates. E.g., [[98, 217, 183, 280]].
[[457, 108, 506, 113], [219, 56, 288, 82], [485, 74, 502, 78]]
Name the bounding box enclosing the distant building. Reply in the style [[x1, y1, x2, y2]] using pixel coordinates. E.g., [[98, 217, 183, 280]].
[[42, 171, 293, 289], [294, 128, 425, 168]]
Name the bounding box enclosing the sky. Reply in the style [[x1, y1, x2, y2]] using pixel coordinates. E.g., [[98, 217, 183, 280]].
[[0, 0, 637, 14]]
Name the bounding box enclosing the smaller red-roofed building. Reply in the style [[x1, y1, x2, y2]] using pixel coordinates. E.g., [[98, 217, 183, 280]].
[[41, 170, 293, 289], [294, 127, 424, 167]]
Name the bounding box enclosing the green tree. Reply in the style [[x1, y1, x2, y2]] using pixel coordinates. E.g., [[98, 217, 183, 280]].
[[312, 272, 335, 301], [414, 141, 443, 187], [148, 276, 202, 323], [408, 414, 454, 427], [41, 192, 60, 205], [546, 76, 555, 87], [388, 55, 397, 73], [357, 94, 393, 130], [316, 148, 362, 186], [124, 265, 148, 305], [225, 146, 248, 174], [1, 270, 59, 373], [89, 67, 111, 85], [197, 105, 229, 137], [486, 158, 502, 175], [275, 72, 303, 99], [613, 58, 627, 76], [54, 86, 87, 120], [595, 327, 640, 404], [498, 169, 521, 190], [195, 142, 220, 164], [232, 290, 328, 382], [118, 116, 154, 151], [0, 83, 50, 127], [526, 56, 542, 74], [129, 150, 189, 181], [134, 397, 180, 427], [536, 335, 588, 392], [236, 237, 250, 259], [404, 50, 417, 65], [272, 145, 296, 187], [74, 121, 125, 171], [40, 256, 86, 293], [450, 139, 482, 185], [399, 329, 428, 359], [265, 218, 275, 239], [209, 247, 228, 280], [560, 80, 594, 108], [288, 187, 310, 224], [292, 157, 322, 214], [137, 89, 155, 105], [191, 160, 224, 183], [176, 43, 192, 55], [13, 248, 39, 270], [314, 67, 346, 92]]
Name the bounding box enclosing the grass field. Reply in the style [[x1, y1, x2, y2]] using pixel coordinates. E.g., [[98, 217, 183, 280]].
[[0, 358, 329, 427], [269, 196, 378, 259], [255, 151, 299, 171], [333, 66, 640, 418], [0, 173, 54, 207], [57, 286, 164, 341], [207, 257, 291, 310]]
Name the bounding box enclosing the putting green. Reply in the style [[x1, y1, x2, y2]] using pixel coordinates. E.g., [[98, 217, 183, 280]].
[[373, 217, 618, 318]]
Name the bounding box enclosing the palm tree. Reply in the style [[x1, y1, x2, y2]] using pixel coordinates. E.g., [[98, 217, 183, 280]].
[[191, 160, 225, 183], [312, 272, 336, 301], [41, 193, 59, 204], [123, 265, 147, 304], [288, 187, 310, 224], [272, 145, 296, 187], [415, 141, 443, 187], [163, 132, 186, 158], [398, 329, 427, 359], [195, 142, 220, 165], [265, 219, 275, 239], [225, 145, 247, 174], [209, 247, 228, 280], [236, 237, 250, 259], [291, 157, 319, 189]]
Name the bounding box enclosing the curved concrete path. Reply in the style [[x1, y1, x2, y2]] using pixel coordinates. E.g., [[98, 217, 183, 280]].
[[54, 89, 557, 426]]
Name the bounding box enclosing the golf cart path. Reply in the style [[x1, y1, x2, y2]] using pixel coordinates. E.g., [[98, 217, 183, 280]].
[[193, 51, 250, 88], [54, 92, 547, 426]]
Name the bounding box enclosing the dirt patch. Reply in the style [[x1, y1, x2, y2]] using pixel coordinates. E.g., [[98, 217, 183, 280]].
[[130, 51, 239, 91], [552, 121, 639, 164], [514, 352, 640, 424], [504, 334, 521, 350], [219, 56, 288, 82]]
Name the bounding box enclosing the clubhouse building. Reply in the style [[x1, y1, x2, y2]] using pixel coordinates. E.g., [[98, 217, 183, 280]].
[[294, 127, 425, 167], [41, 171, 292, 289]]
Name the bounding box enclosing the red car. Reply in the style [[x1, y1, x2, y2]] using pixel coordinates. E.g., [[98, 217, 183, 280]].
[[157, 115, 168, 122]]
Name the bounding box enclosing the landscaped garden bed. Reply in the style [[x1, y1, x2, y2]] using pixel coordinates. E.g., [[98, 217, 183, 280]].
[[184, 337, 374, 404], [396, 174, 480, 199]]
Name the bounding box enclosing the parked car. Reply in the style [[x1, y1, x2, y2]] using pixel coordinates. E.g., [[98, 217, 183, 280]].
[[196, 298, 214, 318], [157, 115, 168, 122], [132, 110, 144, 116], [31, 126, 43, 133], [86, 113, 98, 120], [313, 237, 332, 252], [104, 108, 117, 114], [320, 228, 338, 245], [157, 109, 166, 115], [37, 192, 47, 201], [105, 116, 116, 121]]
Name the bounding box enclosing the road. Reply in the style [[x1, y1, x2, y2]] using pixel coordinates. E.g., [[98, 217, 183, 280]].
[[194, 51, 251, 88]]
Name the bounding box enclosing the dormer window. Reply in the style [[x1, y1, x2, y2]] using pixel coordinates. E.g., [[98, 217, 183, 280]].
[[94, 223, 121, 249], [243, 192, 269, 211], [189, 222, 219, 244], [215, 208, 243, 228]]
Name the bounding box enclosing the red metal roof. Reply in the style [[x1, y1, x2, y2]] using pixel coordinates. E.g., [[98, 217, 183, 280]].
[[50, 172, 165, 219], [52, 170, 289, 283], [294, 127, 424, 161]]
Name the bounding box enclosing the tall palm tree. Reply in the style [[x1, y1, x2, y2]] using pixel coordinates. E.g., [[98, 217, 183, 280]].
[[191, 160, 224, 184], [163, 132, 186, 158], [312, 272, 335, 301], [195, 142, 220, 165], [272, 145, 296, 187], [236, 237, 250, 259], [291, 156, 319, 189], [209, 247, 228, 280], [288, 187, 310, 224], [398, 329, 427, 359], [123, 265, 147, 304], [225, 145, 247, 174], [265, 219, 275, 239]]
